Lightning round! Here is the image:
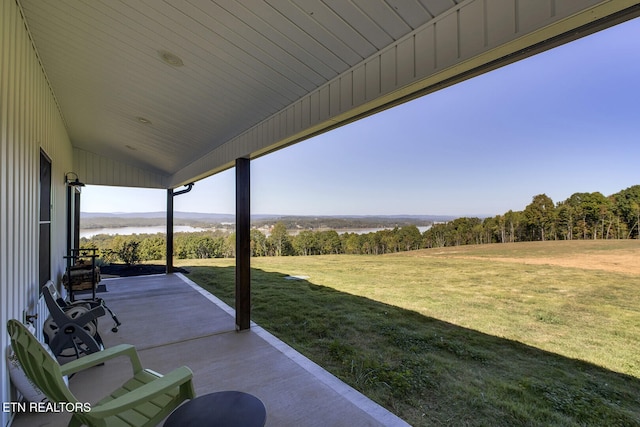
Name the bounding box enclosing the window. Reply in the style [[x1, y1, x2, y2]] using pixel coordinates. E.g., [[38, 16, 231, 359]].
[[39, 151, 51, 290]]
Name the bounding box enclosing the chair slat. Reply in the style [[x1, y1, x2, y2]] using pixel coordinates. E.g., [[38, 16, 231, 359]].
[[7, 319, 195, 427]]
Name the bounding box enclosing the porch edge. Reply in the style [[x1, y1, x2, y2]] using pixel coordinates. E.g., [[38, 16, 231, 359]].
[[175, 273, 411, 427]]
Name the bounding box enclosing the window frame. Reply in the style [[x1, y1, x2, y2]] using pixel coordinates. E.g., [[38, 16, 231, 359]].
[[39, 150, 52, 291]]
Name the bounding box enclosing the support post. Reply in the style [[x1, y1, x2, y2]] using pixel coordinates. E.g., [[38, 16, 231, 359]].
[[66, 184, 73, 258], [166, 183, 194, 275], [235, 158, 251, 331], [166, 188, 174, 274]]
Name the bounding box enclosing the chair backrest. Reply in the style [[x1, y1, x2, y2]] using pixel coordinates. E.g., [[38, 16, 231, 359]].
[[6, 320, 77, 404], [43, 280, 61, 301], [42, 282, 68, 327], [43, 280, 69, 312]]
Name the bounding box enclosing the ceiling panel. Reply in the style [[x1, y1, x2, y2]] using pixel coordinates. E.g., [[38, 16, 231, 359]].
[[19, 0, 447, 177], [19, 0, 633, 187]]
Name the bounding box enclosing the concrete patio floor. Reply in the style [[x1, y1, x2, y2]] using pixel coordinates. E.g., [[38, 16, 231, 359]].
[[11, 273, 410, 426]]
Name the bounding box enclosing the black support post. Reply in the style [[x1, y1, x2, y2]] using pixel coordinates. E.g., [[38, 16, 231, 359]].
[[66, 184, 73, 258], [166, 188, 174, 274], [235, 158, 251, 331], [166, 183, 193, 275]]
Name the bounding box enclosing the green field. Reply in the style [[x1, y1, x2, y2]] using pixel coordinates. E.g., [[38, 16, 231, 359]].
[[178, 240, 640, 426]]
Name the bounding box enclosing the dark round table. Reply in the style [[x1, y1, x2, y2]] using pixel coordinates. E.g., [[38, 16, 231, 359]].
[[164, 391, 267, 427]]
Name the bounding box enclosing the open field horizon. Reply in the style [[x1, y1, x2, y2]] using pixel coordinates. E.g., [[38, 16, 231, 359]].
[[179, 240, 640, 375]]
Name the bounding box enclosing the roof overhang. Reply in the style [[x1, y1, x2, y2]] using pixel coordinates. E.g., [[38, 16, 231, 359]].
[[18, 0, 640, 189]]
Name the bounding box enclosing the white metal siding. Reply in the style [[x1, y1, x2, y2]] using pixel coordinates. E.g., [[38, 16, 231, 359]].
[[1, 0, 73, 424], [73, 148, 169, 189]]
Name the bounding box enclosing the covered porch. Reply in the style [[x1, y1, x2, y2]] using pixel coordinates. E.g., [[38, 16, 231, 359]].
[[4, 1, 640, 426], [11, 273, 408, 427]]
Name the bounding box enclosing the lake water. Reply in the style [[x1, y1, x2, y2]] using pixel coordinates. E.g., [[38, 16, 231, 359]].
[[80, 226, 207, 239], [338, 226, 432, 235], [252, 225, 432, 236]]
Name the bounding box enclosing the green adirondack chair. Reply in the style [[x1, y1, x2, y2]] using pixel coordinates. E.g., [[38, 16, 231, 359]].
[[7, 319, 195, 427]]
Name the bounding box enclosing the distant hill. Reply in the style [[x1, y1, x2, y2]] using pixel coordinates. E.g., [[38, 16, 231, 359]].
[[80, 212, 456, 230], [81, 212, 236, 229], [82, 211, 237, 221], [82, 211, 454, 220]]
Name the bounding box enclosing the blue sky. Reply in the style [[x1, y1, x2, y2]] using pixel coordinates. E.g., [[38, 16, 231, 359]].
[[83, 17, 640, 217]]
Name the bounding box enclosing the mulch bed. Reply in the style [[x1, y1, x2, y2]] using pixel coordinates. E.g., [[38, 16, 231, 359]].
[[100, 263, 188, 277]]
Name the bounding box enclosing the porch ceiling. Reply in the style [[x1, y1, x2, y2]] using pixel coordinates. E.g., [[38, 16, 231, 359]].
[[18, 0, 640, 188]]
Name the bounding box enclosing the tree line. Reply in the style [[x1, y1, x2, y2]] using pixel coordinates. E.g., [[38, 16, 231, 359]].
[[423, 185, 639, 247], [81, 185, 639, 263], [81, 223, 423, 263]]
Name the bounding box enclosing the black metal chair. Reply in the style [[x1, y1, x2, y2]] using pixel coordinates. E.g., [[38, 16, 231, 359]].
[[42, 281, 119, 359]]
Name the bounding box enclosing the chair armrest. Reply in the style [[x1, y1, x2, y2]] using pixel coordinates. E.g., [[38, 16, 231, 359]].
[[70, 305, 106, 326], [59, 344, 143, 376], [87, 366, 194, 418], [73, 305, 107, 325]]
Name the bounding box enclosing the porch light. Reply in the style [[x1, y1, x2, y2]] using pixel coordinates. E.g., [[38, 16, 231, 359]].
[[64, 172, 85, 187]]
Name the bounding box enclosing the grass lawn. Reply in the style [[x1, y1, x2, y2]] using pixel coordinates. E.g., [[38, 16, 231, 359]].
[[177, 240, 640, 426]]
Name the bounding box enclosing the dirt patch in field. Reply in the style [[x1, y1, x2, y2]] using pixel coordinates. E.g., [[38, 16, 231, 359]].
[[413, 241, 640, 275], [452, 253, 640, 275]]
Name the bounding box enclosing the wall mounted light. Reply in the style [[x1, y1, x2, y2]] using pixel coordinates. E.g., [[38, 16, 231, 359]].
[[64, 172, 85, 187]]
